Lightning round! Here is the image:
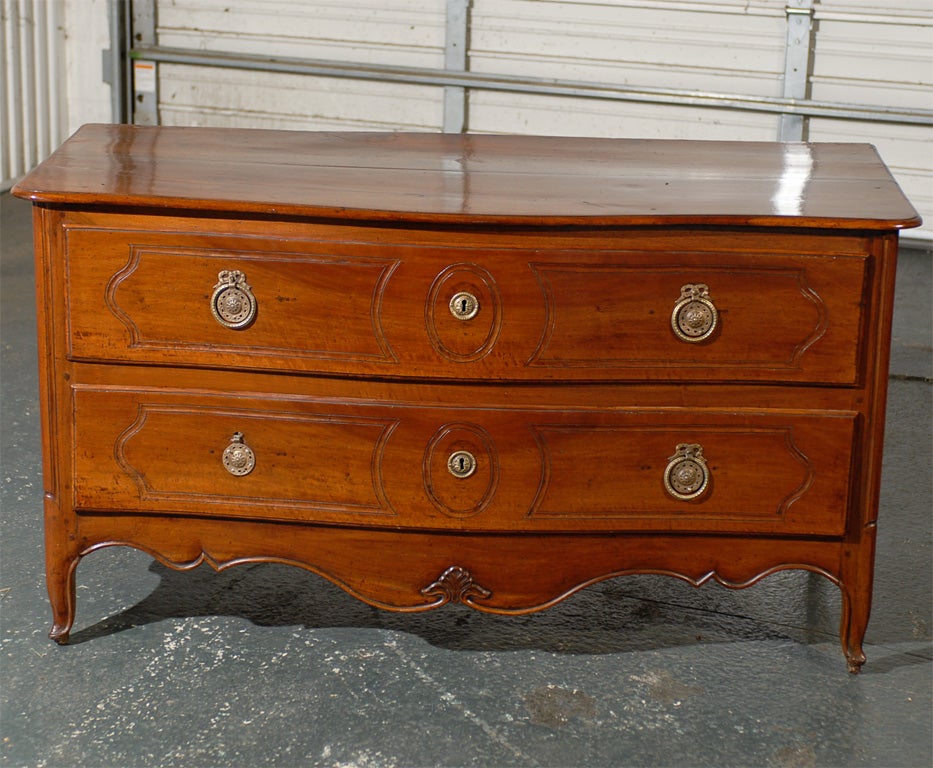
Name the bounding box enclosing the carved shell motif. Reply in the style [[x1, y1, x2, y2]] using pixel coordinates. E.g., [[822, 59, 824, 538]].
[[421, 566, 492, 607]]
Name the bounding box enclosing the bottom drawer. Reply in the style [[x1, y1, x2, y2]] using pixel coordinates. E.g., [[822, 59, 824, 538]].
[[72, 387, 856, 536]]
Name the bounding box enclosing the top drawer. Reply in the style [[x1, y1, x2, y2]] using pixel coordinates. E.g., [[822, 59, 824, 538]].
[[62, 219, 868, 384]]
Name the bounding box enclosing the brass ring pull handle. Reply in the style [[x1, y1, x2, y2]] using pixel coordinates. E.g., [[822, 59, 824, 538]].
[[449, 291, 480, 320], [222, 432, 256, 476], [447, 450, 477, 479], [664, 443, 709, 500], [671, 283, 718, 342], [211, 270, 257, 329]]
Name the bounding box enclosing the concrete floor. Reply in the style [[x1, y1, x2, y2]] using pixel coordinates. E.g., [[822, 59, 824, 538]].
[[1, 189, 930, 768]]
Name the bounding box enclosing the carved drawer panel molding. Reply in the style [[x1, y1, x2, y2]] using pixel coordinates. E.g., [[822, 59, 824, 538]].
[[67, 237, 400, 365], [527, 259, 865, 382], [74, 390, 398, 523], [529, 415, 855, 535], [72, 387, 854, 537], [63, 223, 866, 385]]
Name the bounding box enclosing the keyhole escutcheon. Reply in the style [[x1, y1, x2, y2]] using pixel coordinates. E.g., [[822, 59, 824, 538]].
[[449, 291, 479, 320], [447, 450, 477, 479]]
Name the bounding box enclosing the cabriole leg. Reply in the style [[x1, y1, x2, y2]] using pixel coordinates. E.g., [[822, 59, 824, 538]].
[[840, 584, 869, 674], [839, 555, 876, 674], [47, 553, 79, 645]]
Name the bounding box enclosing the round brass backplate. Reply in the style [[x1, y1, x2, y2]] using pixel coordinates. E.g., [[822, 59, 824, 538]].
[[211, 270, 257, 330], [671, 284, 718, 342], [663, 443, 709, 501], [222, 432, 255, 476]]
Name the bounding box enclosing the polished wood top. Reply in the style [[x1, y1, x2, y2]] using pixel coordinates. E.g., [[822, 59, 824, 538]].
[[13, 123, 921, 229]]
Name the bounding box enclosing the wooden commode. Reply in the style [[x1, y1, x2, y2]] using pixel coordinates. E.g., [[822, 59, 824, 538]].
[[13, 125, 920, 671]]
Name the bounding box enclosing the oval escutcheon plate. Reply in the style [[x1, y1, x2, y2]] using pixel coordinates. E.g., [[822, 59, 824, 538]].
[[423, 423, 499, 517], [426, 263, 502, 362]]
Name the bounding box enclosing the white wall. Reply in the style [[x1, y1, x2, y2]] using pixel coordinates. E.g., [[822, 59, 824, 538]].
[[155, 0, 447, 131], [63, 0, 112, 135], [1, 0, 67, 187], [0, 0, 109, 189]]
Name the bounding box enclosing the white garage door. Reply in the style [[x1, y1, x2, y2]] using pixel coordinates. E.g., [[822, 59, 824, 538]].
[[135, 0, 932, 239]]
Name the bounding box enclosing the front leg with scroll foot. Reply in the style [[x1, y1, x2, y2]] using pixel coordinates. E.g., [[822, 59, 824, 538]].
[[840, 584, 869, 674], [47, 555, 79, 645], [842, 609, 867, 674], [845, 648, 867, 675]]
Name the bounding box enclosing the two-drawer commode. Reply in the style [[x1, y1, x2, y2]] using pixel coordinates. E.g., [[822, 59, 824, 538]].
[[13, 125, 920, 671]]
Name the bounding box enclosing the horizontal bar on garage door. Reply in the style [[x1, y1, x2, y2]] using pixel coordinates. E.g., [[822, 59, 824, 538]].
[[130, 45, 933, 127]]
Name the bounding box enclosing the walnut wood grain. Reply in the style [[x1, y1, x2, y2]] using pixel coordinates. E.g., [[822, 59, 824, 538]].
[[62, 214, 868, 384], [13, 127, 921, 673], [13, 125, 920, 229], [71, 385, 856, 536]]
